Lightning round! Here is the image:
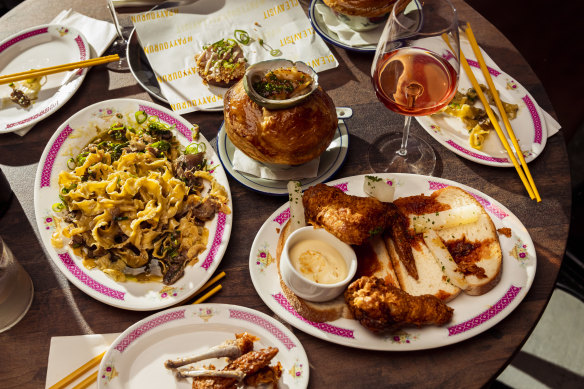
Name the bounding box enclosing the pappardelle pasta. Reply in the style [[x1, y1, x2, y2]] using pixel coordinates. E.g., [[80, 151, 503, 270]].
[[52, 111, 230, 285]]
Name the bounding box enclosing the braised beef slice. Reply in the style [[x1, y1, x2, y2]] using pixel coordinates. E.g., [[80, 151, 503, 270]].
[[163, 254, 188, 285]]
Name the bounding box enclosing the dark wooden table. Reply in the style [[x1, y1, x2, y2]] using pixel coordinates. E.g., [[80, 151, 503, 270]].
[[0, 0, 571, 388]]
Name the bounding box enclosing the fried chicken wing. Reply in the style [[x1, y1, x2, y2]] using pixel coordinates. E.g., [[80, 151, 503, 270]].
[[303, 183, 390, 245], [344, 276, 454, 333], [192, 347, 279, 389], [165, 332, 256, 369], [244, 362, 283, 389]]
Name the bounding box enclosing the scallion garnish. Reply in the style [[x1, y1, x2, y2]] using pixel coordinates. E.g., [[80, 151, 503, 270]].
[[135, 110, 147, 124], [234, 29, 250, 44]]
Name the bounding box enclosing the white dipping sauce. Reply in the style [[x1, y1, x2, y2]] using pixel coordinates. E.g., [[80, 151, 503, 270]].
[[289, 239, 347, 284]]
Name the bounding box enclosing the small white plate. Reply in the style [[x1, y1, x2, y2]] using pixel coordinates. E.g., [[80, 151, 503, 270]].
[[34, 99, 232, 311], [216, 108, 351, 196], [249, 173, 536, 351], [309, 0, 379, 53], [97, 304, 309, 388], [0, 24, 90, 133], [416, 61, 548, 167]]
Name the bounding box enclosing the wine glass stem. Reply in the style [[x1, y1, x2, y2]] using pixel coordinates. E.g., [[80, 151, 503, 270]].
[[107, 0, 126, 43], [397, 115, 412, 156]]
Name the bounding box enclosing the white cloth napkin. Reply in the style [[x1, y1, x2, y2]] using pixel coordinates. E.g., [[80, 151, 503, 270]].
[[15, 10, 117, 136], [232, 149, 320, 180], [314, 3, 383, 47], [45, 333, 120, 389]]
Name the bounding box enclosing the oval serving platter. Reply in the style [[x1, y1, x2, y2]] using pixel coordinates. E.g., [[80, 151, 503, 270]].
[[34, 99, 232, 311], [249, 173, 536, 350]]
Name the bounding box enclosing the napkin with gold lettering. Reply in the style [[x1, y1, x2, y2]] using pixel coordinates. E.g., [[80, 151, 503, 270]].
[[132, 0, 338, 113]]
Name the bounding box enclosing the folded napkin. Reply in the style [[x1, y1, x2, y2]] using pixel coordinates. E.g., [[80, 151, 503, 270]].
[[45, 333, 120, 389], [314, 3, 383, 47], [232, 150, 320, 180], [15, 10, 117, 136]]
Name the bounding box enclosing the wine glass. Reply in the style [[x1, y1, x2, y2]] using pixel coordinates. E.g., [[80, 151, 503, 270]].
[[369, 0, 460, 175], [106, 0, 130, 71]]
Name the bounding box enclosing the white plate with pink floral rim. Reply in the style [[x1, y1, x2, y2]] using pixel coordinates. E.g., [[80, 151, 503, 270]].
[[0, 24, 90, 133], [249, 173, 536, 351], [33, 99, 232, 311], [416, 60, 547, 167], [97, 303, 309, 388]]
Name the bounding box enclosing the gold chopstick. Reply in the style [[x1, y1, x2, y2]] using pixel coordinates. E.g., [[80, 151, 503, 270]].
[[192, 284, 222, 304], [196, 271, 226, 296], [48, 351, 105, 389], [441, 34, 536, 200], [0, 55, 120, 85], [70, 371, 98, 389], [464, 23, 541, 202]]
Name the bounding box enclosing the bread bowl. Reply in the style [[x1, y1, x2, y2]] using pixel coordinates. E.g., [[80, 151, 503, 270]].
[[223, 62, 337, 166], [323, 0, 396, 17]]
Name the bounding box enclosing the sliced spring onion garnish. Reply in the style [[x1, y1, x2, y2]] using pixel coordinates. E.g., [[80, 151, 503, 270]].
[[185, 142, 206, 155], [135, 111, 147, 124], [67, 158, 76, 170], [270, 48, 282, 56], [234, 29, 250, 44], [52, 202, 65, 212]]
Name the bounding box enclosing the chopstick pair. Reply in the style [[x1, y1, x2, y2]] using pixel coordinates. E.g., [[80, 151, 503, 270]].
[[48, 271, 226, 389], [442, 24, 541, 202], [0, 55, 120, 85]]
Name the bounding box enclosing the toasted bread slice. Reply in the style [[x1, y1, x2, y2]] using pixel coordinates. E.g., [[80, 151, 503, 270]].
[[392, 186, 502, 297], [431, 187, 502, 296], [276, 222, 399, 322], [384, 235, 461, 302], [353, 235, 400, 288]]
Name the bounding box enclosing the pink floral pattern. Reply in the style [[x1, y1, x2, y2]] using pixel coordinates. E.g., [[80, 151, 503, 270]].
[[445, 140, 509, 163], [467, 59, 501, 76], [40, 124, 74, 187], [229, 308, 297, 350], [0, 27, 48, 53], [272, 293, 355, 338], [114, 309, 186, 352], [273, 208, 290, 226], [448, 285, 522, 336], [58, 253, 125, 300], [522, 95, 543, 144], [6, 101, 58, 129], [201, 212, 226, 270]]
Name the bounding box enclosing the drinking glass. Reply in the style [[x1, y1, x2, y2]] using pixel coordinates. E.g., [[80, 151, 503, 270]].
[[0, 236, 34, 333], [369, 0, 460, 174]]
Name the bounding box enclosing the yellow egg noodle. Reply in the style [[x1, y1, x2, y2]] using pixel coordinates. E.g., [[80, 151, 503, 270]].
[[53, 111, 230, 285]]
